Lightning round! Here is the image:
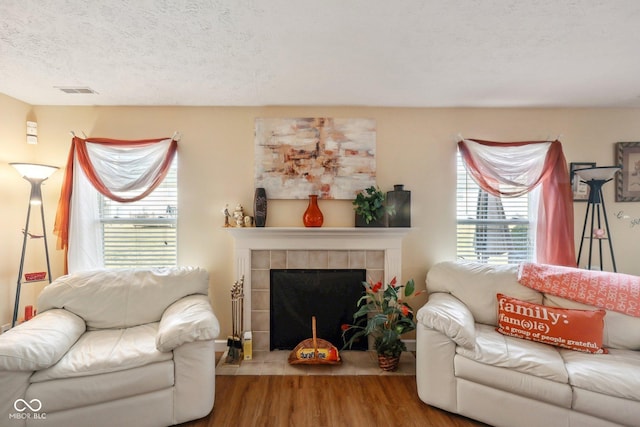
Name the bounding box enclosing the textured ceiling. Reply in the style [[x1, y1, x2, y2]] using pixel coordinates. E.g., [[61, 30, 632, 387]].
[[2, 1, 640, 107]]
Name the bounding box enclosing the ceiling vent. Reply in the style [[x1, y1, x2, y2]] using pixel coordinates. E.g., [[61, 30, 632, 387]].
[[55, 86, 98, 94]]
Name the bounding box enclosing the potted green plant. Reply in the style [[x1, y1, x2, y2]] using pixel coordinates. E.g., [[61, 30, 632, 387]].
[[341, 277, 422, 371], [353, 186, 395, 227]]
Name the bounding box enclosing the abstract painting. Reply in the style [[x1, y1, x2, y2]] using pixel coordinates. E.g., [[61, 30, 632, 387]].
[[254, 118, 376, 199]]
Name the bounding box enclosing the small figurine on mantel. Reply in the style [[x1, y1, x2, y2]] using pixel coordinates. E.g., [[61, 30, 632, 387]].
[[233, 204, 245, 227], [222, 204, 231, 227]]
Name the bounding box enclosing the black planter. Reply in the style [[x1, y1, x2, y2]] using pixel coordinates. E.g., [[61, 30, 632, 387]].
[[355, 209, 388, 227], [387, 184, 411, 227]]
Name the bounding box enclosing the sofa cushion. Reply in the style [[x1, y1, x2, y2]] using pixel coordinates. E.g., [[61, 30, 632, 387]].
[[37, 267, 209, 329], [496, 293, 606, 354], [27, 360, 174, 412], [0, 309, 85, 371], [456, 324, 569, 383], [545, 294, 640, 351], [454, 354, 573, 408], [30, 323, 172, 382], [561, 348, 640, 401], [426, 261, 542, 326]]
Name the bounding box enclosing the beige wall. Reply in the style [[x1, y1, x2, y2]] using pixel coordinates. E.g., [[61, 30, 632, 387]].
[[2, 93, 640, 335]]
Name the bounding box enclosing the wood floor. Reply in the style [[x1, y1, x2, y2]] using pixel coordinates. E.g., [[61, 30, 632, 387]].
[[181, 375, 484, 427], [178, 375, 488, 427]]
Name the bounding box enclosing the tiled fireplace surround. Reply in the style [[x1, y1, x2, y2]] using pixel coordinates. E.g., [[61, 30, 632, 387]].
[[226, 227, 410, 351]]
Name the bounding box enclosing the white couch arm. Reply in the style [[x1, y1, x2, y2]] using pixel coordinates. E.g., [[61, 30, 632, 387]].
[[0, 309, 86, 371], [416, 292, 476, 350], [156, 294, 220, 352]]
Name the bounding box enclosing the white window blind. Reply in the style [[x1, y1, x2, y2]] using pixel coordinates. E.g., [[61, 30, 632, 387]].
[[456, 153, 533, 264], [99, 158, 177, 268]]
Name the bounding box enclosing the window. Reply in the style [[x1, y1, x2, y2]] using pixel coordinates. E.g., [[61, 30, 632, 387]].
[[456, 152, 533, 264], [99, 157, 177, 268]]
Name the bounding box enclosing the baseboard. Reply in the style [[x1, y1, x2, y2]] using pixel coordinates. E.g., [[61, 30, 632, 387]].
[[215, 338, 416, 352], [405, 339, 416, 352], [215, 339, 229, 352]]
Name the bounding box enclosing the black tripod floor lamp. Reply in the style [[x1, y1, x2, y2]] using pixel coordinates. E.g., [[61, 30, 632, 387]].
[[10, 162, 58, 327], [575, 166, 621, 272]]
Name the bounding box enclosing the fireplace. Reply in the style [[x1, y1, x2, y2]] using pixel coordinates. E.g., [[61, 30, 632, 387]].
[[226, 227, 411, 351], [270, 268, 367, 351]]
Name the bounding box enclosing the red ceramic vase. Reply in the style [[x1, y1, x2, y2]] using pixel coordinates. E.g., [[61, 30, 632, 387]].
[[303, 195, 323, 227]]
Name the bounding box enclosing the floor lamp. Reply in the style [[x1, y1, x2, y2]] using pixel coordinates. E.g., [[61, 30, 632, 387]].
[[575, 166, 621, 272], [10, 163, 59, 327]]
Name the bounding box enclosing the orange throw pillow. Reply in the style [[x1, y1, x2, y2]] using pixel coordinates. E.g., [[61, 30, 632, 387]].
[[496, 293, 607, 354]]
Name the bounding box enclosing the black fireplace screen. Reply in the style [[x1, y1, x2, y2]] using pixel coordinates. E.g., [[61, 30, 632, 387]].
[[270, 269, 368, 351]]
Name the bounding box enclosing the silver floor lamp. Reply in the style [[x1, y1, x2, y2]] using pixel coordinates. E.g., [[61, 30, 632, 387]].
[[575, 166, 621, 272], [10, 163, 58, 327]]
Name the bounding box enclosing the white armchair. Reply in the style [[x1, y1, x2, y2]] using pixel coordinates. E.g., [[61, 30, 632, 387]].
[[0, 267, 219, 427]]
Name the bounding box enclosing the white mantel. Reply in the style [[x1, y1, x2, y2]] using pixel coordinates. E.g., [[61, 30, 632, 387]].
[[226, 227, 411, 250], [226, 227, 411, 332]]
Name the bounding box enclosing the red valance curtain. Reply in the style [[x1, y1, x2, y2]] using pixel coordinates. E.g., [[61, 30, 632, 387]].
[[53, 136, 178, 252], [458, 139, 576, 267]]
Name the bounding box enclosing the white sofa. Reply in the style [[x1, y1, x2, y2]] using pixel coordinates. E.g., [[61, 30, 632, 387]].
[[0, 267, 220, 427], [416, 261, 640, 427]]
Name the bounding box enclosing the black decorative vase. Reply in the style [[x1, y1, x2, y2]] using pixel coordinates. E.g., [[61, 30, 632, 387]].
[[387, 184, 411, 227], [254, 187, 267, 227]]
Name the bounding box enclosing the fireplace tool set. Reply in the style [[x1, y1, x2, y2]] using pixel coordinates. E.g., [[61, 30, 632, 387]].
[[225, 276, 244, 365]]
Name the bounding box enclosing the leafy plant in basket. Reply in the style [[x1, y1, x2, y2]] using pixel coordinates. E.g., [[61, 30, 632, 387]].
[[353, 186, 395, 226], [341, 277, 423, 369]]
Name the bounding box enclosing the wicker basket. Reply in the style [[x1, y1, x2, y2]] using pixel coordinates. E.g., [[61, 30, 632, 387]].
[[288, 316, 342, 365], [377, 354, 400, 372]]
